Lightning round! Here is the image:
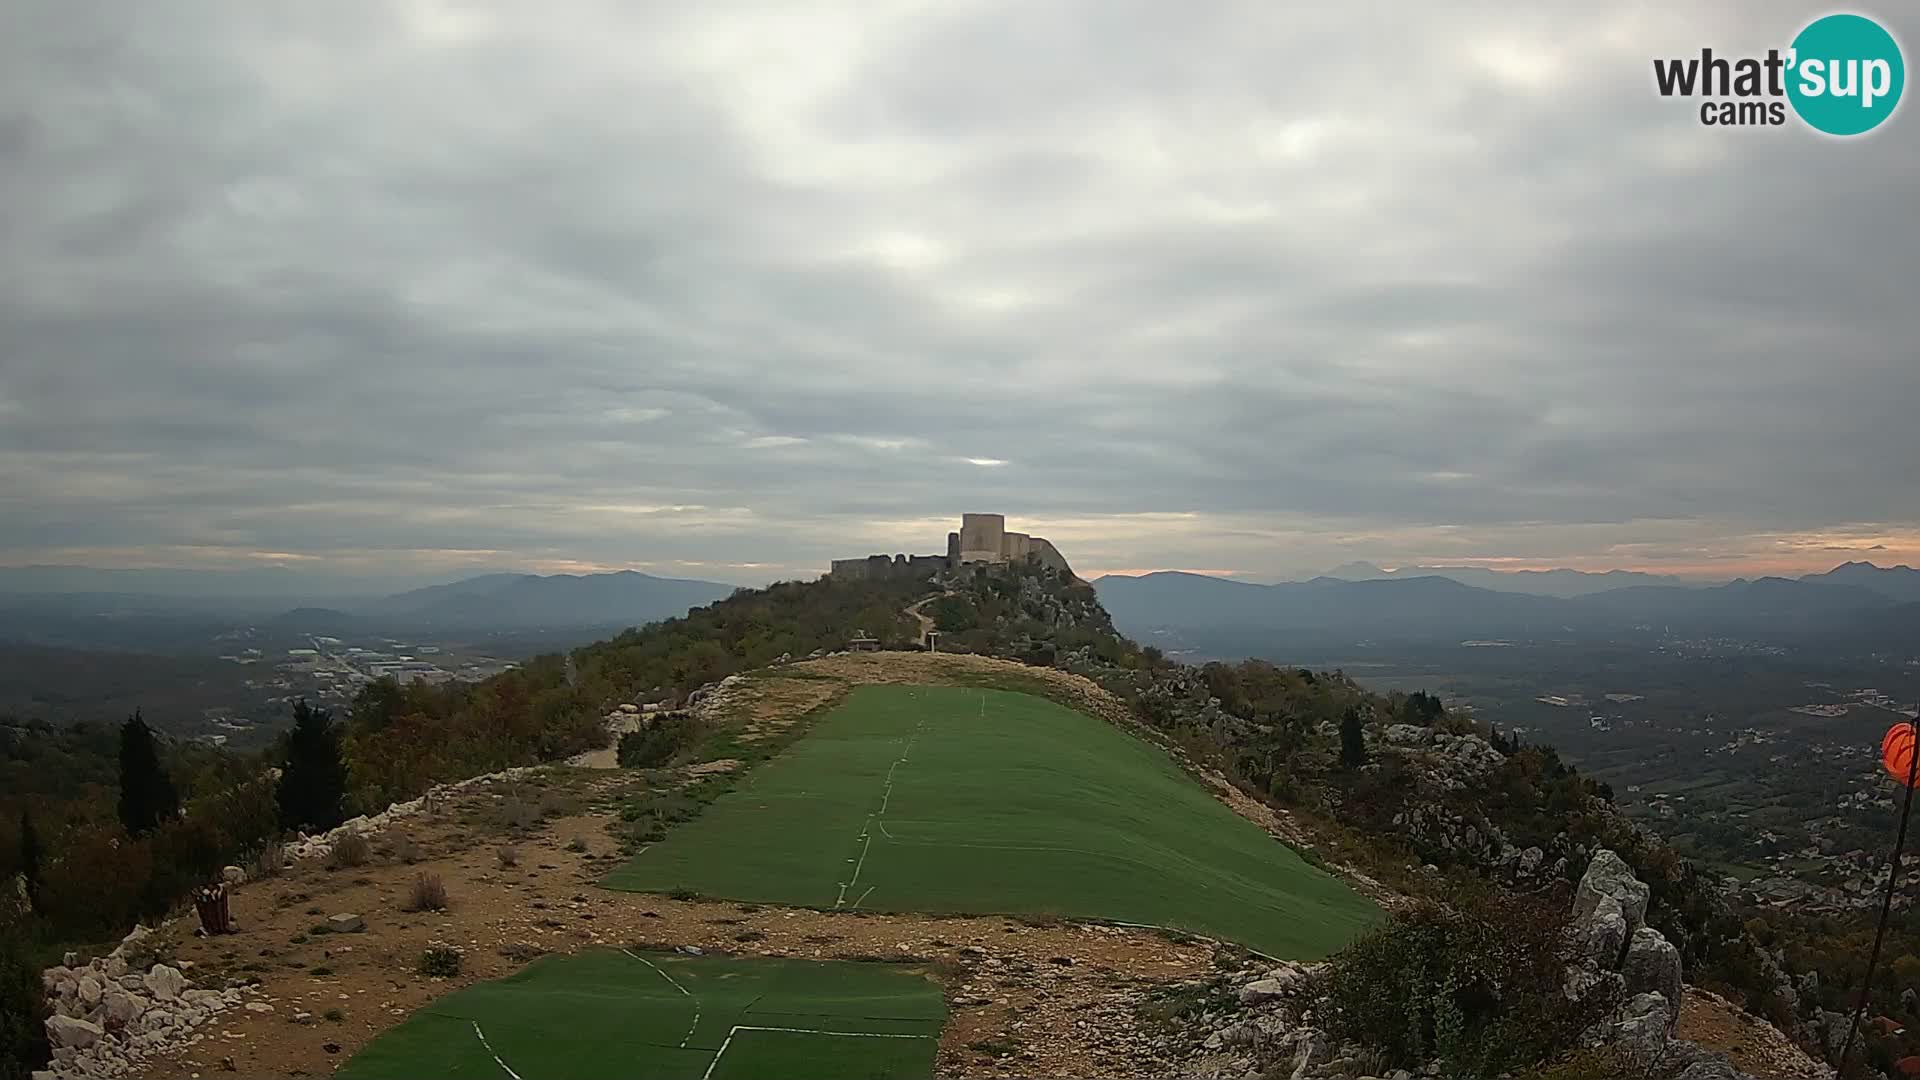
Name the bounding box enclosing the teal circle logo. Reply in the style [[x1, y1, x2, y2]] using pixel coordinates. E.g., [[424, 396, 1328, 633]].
[[1787, 13, 1905, 135]]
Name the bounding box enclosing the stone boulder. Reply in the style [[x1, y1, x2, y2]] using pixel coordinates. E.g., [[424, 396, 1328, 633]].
[[45, 1015, 103, 1049], [1574, 849, 1649, 937], [1591, 991, 1670, 1064], [142, 964, 186, 1001], [1581, 894, 1630, 969], [1675, 1059, 1749, 1080], [1621, 928, 1683, 1027], [327, 913, 365, 933], [101, 990, 145, 1029]]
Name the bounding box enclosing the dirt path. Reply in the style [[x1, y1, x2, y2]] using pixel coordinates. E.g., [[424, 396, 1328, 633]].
[[905, 593, 941, 645]]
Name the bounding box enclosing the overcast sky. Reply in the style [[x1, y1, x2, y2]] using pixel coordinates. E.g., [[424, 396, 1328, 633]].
[[3, 2, 1916, 587]]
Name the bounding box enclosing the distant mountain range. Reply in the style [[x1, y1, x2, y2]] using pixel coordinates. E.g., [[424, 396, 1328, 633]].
[[1798, 560, 1920, 602], [1297, 559, 1920, 603], [351, 570, 735, 628], [1093, 562, 1919, 649], [1313, 561, 1684, 597], [0, 566, 736, 632]]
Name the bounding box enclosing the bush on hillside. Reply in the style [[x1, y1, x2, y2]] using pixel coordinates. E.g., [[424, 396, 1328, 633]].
[[326, 833, 371, 870], [417, 942, 462, 977], [1319, 888, 1614, 1079], [0, 911, 48, 1080], [404, 872, 448, 913], [617, 715, 697, 769]]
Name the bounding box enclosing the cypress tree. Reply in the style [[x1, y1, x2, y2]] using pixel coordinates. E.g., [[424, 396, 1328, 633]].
[[277, 700, 348, 833], [17, 809, 38, 910], [1339, 706, 1369, 769], [116, 710, 179, 836]]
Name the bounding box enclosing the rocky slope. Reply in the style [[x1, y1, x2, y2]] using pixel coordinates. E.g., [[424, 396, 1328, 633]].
[[1155, 852, 1830, 1080]]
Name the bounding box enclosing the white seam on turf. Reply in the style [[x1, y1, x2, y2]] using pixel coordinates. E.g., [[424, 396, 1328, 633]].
[[852, 884, 875, 909], [701, 1025, 933, 1080], [471, 1020, 524, 1080], [623, 949, 700, 1047]]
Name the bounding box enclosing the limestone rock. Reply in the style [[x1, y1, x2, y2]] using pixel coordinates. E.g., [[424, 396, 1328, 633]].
[[1574, 849, 1649, 937], [76, 974, 103, 1007], [101, 991, 146, 1029], [1621, 928, 1683, 1026], [1675, 1060, 1749, 1080], [1593, 991, 1670, 1063], [143, 964, 186, 1001], [1581, 894, 1629, 969], [326, 913, 365, 933], [45, 1015, 104, 1049]]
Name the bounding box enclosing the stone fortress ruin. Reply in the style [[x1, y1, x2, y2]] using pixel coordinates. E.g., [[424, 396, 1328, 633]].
[[829, 513, 1075, 581]]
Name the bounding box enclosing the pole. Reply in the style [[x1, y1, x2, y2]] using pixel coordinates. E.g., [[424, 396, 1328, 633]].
[[1838, 708, 1920, 1075]]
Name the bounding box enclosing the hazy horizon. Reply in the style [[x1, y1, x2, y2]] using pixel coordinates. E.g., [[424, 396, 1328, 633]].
[[5, 4, 1916, 588]]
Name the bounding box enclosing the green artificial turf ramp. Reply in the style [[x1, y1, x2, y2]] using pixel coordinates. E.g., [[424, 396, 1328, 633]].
[[337, 949, 945, 1080], [604, 684, 1378, 958]]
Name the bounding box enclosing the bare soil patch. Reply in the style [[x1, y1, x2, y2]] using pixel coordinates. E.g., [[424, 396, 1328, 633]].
[[139, 767, 1211, 1079], [1677, 988, 1830, 1080]]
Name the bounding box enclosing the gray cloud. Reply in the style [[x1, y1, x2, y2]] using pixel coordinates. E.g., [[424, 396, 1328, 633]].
[[2, 1, 1916, 584]]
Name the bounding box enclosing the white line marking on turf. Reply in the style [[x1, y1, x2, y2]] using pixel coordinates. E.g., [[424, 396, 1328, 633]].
[[471, 1021, 524, 1080], [700, 1025, 932, 1080], [623, 949, 700, 1048], [834, 712, 929, 908], [852, 884, 876, 909]]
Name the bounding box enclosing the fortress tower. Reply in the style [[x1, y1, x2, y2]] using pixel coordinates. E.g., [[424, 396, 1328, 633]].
[[830, 513, 1074, 580]]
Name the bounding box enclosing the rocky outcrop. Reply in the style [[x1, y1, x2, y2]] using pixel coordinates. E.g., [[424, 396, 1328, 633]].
[[1622, 927, 1684, 1025], [1574, 849, 1650, 936], [38, 921, 269, 1078], [1159, 849, 1783, 1080]]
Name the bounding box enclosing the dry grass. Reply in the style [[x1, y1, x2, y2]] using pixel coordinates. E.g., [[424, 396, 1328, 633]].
[[403, 872, 448, 913], [327, 833, 371, 870], [495, 845, 519, 869]]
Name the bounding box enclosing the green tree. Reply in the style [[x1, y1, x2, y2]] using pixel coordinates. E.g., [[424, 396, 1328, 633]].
[[1340, 706, 1369, 769], [116, 710, 178, 837], [14, 811, 36, 911], [0, 910, 48, 1080], [277, 700, 348, 834]]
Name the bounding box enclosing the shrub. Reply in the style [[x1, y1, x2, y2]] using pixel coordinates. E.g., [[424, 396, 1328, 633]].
[[326, 834, 371, 870], [537, 791, 576, 819], [496, 846, 519, 869], [564, 837, 588, 853], [404, 873, 448, 913], [253, 842, 285, 879], [388, 835, 421, 865], [323, 1008, 345, 1023], [498, 942, 545, 962], [35, 824, 151, 940], [617, 716, 697, 769], [0, 915, 48, 1079], [1318, 888, 1615, 1079], [417, 943, 462, 977], [498, 799, 538, 832]]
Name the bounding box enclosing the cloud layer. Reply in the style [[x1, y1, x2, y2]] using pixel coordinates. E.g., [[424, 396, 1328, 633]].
[[3, 1, 1916, 584]]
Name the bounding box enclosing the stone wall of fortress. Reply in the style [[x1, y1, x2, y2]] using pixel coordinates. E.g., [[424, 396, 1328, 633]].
[[829, 513, 1074, 580]]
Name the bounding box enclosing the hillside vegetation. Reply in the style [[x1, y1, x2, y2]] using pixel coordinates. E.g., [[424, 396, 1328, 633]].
[[0, 556, 1866, 1076]]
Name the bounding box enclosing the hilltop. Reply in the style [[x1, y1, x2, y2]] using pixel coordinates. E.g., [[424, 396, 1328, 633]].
[[6, 538, 1848, 1079]]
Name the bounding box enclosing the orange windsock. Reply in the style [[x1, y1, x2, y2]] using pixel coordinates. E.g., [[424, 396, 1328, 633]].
[[1884, 723, 1919, 786]]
